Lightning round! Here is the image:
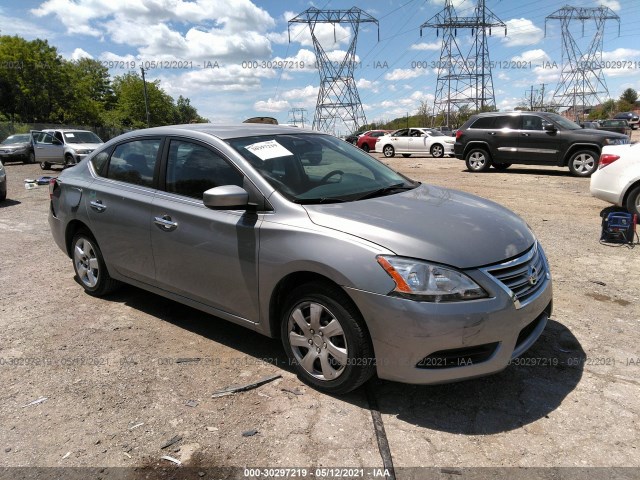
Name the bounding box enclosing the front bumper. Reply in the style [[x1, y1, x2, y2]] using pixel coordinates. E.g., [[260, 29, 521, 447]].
[[345, 258, 553, 384]]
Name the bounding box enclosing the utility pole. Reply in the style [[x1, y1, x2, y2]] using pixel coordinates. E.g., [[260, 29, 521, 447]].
[[421, 0, 506, 126], [140, 67, 151, 128], [545, 6, 620, 111], [288, 8, 379, 133], [288, 108, 308, 128]]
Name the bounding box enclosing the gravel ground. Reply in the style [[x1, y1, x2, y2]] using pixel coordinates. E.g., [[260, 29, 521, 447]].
[[0, 135, 639, 479]]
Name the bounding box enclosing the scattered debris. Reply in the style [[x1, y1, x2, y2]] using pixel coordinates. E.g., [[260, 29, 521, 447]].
[[5, 448, 11, 453], [22, 397, 48, 408], [211, 374, 282, 398], [161, 455, 182, 466], [129, 422, 144, 430], [176, 358, 201, 364], [95, 440, 101, 445], [281, 387, 303, 396], [242, 429, 258, 437], [590, 280, 607, 286], [205, 427, 218, 432], [185, 400, 198, 408], [123, 452, 132, 459], [62, 452, 71, 460], [160, 435, 183, 450]]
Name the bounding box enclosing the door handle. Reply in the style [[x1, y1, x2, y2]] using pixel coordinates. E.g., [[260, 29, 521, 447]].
[[90, 200, 106, 212], [154, 215, 178, 232]]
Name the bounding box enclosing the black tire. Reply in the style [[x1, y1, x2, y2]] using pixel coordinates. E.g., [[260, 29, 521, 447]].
[[401, 154, 411, 158], [625, 185, 640, 217], [27, 152, 36, 164], [382, 145, 395, 158], [493, 163, 511, 171], [40, 161, 51, 170], [0, 188, 6, 202], [280, 282, 375, 394], [362, 144, 370, 153], [71, 231, 120, 296], [430, 143, 445, 158], [568, 149, 598, 177], [64, 154, 76, 167], [465, 148, 492, 172]]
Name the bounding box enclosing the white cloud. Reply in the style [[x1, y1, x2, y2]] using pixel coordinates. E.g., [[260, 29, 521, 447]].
[[502, 19, 544, 47], [0, 13, 55, 39], [254, 98, 290, 112], [601, 48, 640, 78], [511, 49, 550, 64], [70, 48, 93, 61], [281, 85, 319, 107], [286, 22, 352, 51], [384, 68, 425, 81], [597, 0, 621, 11], [410, 42, 441, 51]]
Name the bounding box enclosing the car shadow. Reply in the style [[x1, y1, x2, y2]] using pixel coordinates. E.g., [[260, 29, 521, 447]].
[[96, 285, 583, 434], [0, 199, 21, 208], [371, 319, 585, 434], [466, 167, 575, 177]]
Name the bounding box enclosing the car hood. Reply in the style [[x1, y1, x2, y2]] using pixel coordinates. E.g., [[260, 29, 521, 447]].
[[303, 184, 534, 269], [0, 142, 30, 150], [579, 128, 627, 137]]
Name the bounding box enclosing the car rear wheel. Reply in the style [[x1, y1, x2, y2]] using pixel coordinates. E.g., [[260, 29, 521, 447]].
[[465, 148, 492, 172], [71, 231, 120, 296], [40, 161, 51, 170], [383, 145, 395, 158], [493, 163, 511, 170], [362, 144, 370, 153], [625, 185, 640, 217], [430, 144, 444, 158], [568, 150, 598, 177], [281, 282, 375, 394]]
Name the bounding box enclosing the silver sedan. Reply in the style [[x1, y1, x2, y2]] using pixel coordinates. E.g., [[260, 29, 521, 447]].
[[49, 124, 552, 394]]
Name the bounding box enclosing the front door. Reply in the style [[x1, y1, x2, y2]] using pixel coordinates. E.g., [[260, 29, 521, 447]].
[[518, 115, 560, 164], [151, 138, 262, 323], [31, 131, 63, 164]]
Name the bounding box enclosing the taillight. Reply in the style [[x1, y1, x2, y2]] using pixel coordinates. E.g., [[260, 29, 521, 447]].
[[49, 178, 58, 199], [455, 130, 463, 140], [598, 153, 620, 169]]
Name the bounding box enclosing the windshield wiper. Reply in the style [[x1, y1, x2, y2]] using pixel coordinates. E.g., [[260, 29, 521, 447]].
[[353, 183, 416, 201], [295, 196, 349, 204]]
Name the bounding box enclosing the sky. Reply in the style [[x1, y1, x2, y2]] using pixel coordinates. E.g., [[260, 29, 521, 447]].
[[1, 0, 639, 134]]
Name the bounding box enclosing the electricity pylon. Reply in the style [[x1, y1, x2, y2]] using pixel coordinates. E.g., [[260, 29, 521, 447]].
[[545, 6, 620, 114], [288, 7, 379, 133], [421, 0, 506, 126], [288, 108, 307, 128]]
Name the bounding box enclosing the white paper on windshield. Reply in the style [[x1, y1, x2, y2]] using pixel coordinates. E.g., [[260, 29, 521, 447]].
[[245, 140, 293, 161], [65, 133, 75, 138]]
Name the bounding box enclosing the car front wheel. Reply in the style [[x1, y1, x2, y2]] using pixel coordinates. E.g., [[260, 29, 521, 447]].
[[71, 231, 120, 296], [40, 161, 51, 170], [568, 150, 598, 177], [430, 144, 444, 158], [281, 282, 375, 394], [465, 148, 492, 172], [382, 145, 395, 158], [625, 185, 640, 217], [362, 144, 370, 152]]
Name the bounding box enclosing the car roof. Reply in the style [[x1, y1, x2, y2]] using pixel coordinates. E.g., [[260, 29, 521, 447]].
[[42, 128, 94, 133], [114, 124, 321, 140]]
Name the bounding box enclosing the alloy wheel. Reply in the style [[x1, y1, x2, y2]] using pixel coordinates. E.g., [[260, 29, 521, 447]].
[[73, 237, 100, 288]]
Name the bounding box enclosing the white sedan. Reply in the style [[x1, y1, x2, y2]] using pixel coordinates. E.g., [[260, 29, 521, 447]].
[[590, 143, 640, 216], [375, 128, 455, 158]]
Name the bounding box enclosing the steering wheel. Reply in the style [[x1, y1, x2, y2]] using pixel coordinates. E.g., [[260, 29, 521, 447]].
[[320, 169, 344, 184]]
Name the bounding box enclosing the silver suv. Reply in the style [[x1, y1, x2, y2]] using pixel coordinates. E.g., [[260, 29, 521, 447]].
[[32, 129, 103, 169], [48, 124, 552, 394]]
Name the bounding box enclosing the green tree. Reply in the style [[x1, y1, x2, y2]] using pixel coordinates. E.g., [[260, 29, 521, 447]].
[[64, 58, 115, 126], [175, 95, 208, 124], [110, 72, 177, 128], [619, 88, 638, 106]]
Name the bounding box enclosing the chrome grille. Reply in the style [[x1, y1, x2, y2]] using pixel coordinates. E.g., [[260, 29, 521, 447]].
[[484, 243, 548, 308]]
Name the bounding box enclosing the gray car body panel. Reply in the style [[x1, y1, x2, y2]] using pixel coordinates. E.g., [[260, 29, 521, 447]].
[[49, 124, 553, 385]]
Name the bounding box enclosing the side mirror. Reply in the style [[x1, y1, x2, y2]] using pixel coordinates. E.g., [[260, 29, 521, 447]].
[[203, 185, 249, 210], [543, 123, 556, 132]]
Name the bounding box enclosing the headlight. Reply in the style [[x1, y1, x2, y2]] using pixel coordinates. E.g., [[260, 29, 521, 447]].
[[75, 149, 92, 154], [377, 256, 488, 302]]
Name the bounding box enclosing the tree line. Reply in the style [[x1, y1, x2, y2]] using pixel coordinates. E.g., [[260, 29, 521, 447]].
[[0, 35, 207, 136]]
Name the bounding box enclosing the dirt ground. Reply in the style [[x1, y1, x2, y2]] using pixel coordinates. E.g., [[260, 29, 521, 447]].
[[0, 133, 639, 479]]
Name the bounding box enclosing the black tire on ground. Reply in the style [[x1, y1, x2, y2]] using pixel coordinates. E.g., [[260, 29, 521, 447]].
[[625, 185, 640, 217], [430, 144, 444, 158], [71, 231, 120, 296], [382, 145, 395, 158], [40, 161, 51, 170], [27, 152, 36, 164], [465, 148, 492, 172], [493, 163, 511, 171], [64, 154, 76, 167], [402, 154, 411, 158], [362, 144, 370, 153], [0, 188, 6, 202], [280, 282, 375, 395], [567, 150, 599, 177]]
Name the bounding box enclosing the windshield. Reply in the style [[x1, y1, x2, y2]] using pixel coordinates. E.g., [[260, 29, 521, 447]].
[[2, 134, 30, 144], [62, 131, 102, 144], [546, 113, 581, 130], [227, 133, 418, 204]]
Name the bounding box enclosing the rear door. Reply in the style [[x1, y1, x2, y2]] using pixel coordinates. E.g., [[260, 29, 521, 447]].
[[485, 116, 520, 163], [389, 129, 410, 152], [31, 131, 64, 164], [85, 137, 162, 283]]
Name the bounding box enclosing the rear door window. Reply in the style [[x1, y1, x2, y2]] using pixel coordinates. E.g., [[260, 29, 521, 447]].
[[470, 117, 496, 129], [493, 116, 520, 130], [106, 139, 161, 188]]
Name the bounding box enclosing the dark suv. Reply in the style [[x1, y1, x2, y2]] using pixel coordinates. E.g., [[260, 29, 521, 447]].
[[454, 111, 629, 177]]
